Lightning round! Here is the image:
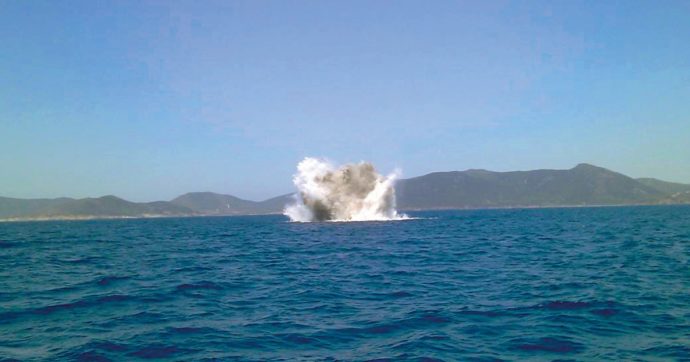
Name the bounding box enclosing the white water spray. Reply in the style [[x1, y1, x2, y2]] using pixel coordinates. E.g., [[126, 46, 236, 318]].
[[284, 157, 407, 222]]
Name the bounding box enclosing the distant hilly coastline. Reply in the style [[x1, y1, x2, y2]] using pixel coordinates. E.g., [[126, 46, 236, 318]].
[[396, 163, 690, 209], [0, 193, 295, 222], [1, 163, 689, 222]]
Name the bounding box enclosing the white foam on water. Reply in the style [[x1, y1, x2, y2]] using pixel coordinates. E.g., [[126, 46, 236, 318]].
[[284, 157, 408, 222]]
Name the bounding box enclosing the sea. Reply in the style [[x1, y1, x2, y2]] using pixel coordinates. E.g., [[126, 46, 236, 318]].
[[1, 206, 689, 361]]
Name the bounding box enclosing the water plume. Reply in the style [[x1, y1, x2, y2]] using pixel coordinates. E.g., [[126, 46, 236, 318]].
[[284, 157, 406, 222]]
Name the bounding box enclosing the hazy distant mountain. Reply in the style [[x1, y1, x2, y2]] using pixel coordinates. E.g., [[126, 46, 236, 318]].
[[396, 163, 667, 209], [170, 192, 294, 215], [255, 193, 296, 212], [0, 197, 69, 219], [171, 192, 260, 215], [1, 164, 688, 221], [0, 195, 193, 220], [40, 196, 194, 217], [0, 192, 293, 221], [635, 178, 690, 204], [637, 178, 690, 195]]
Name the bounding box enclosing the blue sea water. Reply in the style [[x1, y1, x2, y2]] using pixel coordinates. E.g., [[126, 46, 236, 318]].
[[1, 206, 690, 361]]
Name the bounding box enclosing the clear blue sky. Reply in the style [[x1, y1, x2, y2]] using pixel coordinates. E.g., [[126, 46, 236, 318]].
[[2, 0, 689, 201]]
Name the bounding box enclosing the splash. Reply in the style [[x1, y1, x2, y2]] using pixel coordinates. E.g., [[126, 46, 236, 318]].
[[284, 157, 407, 222]]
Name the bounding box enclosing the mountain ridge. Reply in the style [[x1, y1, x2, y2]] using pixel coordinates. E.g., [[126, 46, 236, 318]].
[[396, 163, 665, 209], [2, 164, 689, 221]]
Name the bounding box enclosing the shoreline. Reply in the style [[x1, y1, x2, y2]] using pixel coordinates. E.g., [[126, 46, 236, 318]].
[[1, 203, 687, 223]]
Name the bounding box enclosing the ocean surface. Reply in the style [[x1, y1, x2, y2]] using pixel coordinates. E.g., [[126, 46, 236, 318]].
[[1, 206, 690, 361]]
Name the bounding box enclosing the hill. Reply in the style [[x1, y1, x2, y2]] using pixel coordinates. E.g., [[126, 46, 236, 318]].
[[171, 192, 261, 215], [170, 192, 294, 215], [396, 163, 667, 209], [0, 195, 193, 220], [637, 178, 690, 194], [2, 163, 689, 221]]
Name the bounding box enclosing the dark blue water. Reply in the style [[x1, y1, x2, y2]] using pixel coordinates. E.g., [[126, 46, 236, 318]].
[[2, 206, 690, 361]]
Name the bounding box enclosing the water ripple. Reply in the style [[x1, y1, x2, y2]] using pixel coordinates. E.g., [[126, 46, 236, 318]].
[[0, 207, 689, 360]]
